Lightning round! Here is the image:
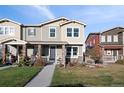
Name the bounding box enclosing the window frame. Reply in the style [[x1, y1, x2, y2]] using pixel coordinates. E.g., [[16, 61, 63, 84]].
[[66, 46, 79, 58], [101, 35, 106, 42], [28, 28, 36, 37], [49, 27, 56, 38], [66, 27, 80, 38], [0, 26, 15, 36], [107, 35, 112, 42], [113, 35, 118, 42]]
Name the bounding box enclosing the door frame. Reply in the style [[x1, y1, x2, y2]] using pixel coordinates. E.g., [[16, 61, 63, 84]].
[[49, 45, 57, 63]]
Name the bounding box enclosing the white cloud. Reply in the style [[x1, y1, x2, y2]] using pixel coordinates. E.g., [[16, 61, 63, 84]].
[[32, 5, 55, 19]]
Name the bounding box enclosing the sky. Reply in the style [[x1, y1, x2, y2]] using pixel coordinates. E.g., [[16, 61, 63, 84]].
[[1, 5, 124, 38]]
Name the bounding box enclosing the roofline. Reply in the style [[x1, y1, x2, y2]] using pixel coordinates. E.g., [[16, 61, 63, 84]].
[[0, 18, 22, 25], [60, 20, 86, 27], [40, 17, 69, 26], [85, 32, 100, 43], [101, 26, 124, 34]]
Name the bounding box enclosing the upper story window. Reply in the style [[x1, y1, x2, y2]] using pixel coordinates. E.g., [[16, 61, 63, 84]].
[[49, 27, 56, 37], [0, 26, 15, 36], [74, 28, 79, 37], [67, 28, 72, 37], [101, 35, 105, 42], [67, 27, 79, 37], [113, 35, 118, 42], [107, 35, 112, 42], [28, 28, 36, 36]]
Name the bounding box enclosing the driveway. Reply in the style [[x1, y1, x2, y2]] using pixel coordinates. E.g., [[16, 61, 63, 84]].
[[25, 62, 56, 87]]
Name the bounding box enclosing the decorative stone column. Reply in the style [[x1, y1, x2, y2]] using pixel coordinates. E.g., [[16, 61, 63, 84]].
[[37, 44, 42, 56], [62, 44, 66, 67], [22, 45, 27, 57], [2, 44, 6, 64]]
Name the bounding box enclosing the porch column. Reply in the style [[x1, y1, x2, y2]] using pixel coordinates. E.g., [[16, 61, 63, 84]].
[[22, 44, 27, 57], [62, 44, 66, 67], [2, 44, 6, 64], [37, 44, 42, 56], [101, 47, 104, 63]]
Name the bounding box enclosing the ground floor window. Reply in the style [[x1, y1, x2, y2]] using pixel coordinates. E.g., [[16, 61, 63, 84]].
[[66, 46, 78, 58]]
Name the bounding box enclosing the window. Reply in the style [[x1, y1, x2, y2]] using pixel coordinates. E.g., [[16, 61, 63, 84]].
[[101, 35, 105, 42], [28, 28, 36, 36], [5, 27, 9, 35], [67, 28, 72, 37], [49, 27, 56, 37], [113, 35, 118, 42], [0, 27, 4, 35], [74, 28, 79, 37], [66, 47, 71, 56], [0, 26, 15, 35], [73, 47, 78, 56], [107, 35, 112, 42], [66, 46, 78, 57]]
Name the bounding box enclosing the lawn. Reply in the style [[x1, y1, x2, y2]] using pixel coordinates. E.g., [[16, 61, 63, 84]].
[[51, 64, 124, 87], [0, 67, 41, 87]]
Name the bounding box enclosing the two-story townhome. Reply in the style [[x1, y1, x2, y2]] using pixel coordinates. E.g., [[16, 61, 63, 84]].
[[0, 17, 86, 66], [85, 33, 101, 58], [100, 27, 124, 63], [86, 27, 124, 63]]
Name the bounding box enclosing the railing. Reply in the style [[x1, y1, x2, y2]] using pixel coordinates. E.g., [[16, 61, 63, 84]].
[[41, 56, 49, 63], [103, 55, 123, 63]]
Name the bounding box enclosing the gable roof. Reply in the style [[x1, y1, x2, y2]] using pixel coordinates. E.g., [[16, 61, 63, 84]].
[[0, 18, 22, 25], [85, 32, 100, 43], [40, 17, 69, 26], [0, 37, 27, 45], [60, 20, 86, 27], [101, 27, 124, 34]]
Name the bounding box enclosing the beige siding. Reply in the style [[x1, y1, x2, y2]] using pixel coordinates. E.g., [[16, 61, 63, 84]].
[[61, 23, 84, 44], [41, 26, 61, 41], [0, 21, 21, 39], [22, 27, 42, 41]]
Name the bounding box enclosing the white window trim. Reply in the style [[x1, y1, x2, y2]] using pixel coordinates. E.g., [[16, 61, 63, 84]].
[[0, 26, 15, 36], [27, 28, 36, 37], [66, 46, 79, 58], [107, 35, 112, 42], [49, 27, 56, 38], [113, 35, 118, 42], [101, 35, 106, 42], [66, 27, 80, 38]]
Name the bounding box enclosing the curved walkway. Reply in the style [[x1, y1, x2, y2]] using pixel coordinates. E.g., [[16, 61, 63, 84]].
[[25, 62, 56, 87]]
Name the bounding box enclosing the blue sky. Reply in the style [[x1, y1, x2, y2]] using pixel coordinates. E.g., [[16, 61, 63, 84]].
[[1, 5, 124, 38]]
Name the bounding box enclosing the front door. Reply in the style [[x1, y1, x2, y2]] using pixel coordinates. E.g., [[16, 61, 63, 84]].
[[49, 46, 56, 62]]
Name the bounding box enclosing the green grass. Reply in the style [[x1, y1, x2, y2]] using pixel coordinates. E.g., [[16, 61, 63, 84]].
[[0, 67, 42, 87], [51, 64, 124, 87]]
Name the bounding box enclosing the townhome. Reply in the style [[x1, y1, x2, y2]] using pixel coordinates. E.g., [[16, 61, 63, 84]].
[[0, 17, 86, 66], [86, 27, 124, 63], [85, 33, 101, 58]]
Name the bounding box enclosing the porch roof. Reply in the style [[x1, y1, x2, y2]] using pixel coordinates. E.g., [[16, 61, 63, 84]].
[[0, 37, 27, 45], [102, 45, 123, 49], [28, 41, 68, 45]]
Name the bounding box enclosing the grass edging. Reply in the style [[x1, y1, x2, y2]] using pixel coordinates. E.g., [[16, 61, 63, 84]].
[[23, 67, 44, 87]]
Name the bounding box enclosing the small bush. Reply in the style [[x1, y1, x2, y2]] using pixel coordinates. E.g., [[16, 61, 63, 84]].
[[115, 59, 124, 65], [33, 56, 45, 67], [18, 57, 30, 67]]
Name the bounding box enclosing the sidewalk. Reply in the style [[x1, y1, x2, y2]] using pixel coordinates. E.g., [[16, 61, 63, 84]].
[[25, 62, 56, 87], [0, 65, 17, 70]]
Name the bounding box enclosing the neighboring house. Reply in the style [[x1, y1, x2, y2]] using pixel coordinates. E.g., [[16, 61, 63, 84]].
[[0, 17, 86, 65], [86, 27, 124, 63], [100, 27, 124, 63], [85, 33, 101, 58]]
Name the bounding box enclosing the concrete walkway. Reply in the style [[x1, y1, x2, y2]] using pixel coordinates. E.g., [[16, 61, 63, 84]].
[[25, 62, 56, 87], [0, 65, 17, 70]]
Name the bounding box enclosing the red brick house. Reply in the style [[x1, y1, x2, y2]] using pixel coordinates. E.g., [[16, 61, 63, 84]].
[[85, 33, 101, 58]]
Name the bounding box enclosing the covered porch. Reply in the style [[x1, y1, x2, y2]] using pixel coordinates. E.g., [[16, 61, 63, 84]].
[[0, 38, 27, 64]]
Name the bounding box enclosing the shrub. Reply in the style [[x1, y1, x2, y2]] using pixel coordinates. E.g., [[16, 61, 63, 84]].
[[18, 56, 30, 67], [33, 56, 45, 67], [115, 59, 124, 65]]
